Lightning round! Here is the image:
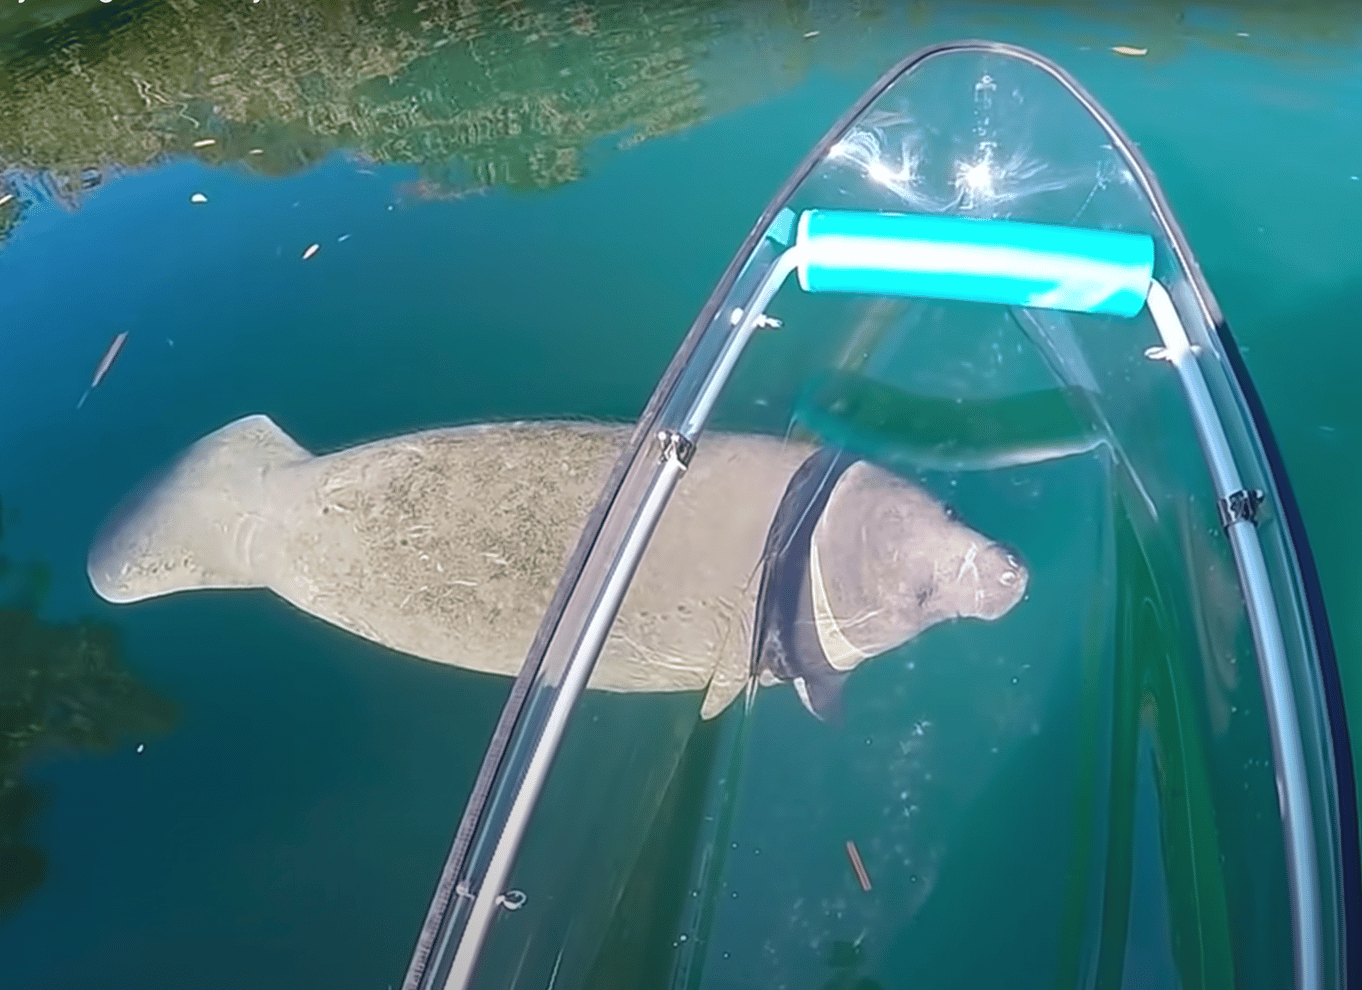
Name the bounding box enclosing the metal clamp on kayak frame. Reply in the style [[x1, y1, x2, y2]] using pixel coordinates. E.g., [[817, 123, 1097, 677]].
[[658, 429, 697, 470], [428, 210, 1323, 990], [1220, 487, 1266, 529]]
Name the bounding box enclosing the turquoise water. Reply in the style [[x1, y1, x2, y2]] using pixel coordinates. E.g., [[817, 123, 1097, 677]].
[[1, 2, 1360, 988]]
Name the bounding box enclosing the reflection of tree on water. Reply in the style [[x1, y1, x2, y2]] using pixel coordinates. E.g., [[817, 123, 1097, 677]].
[[0, 496, 178, 920], [0, 0, 1356, 237], [0, 0, 816, 221]]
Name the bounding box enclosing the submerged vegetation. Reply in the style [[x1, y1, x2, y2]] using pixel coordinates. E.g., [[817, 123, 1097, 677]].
[[0, 498, 178, 920]]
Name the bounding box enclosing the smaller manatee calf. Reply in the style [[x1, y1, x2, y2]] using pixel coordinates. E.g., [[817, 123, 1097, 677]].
[[87, 415, 1029, 718]]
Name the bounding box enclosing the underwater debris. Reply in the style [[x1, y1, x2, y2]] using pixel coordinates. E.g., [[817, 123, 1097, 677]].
[[845, 839, 872, 891], [76, 331, 128, 410], [302, 243, 319, 260], [192, 138, 216, 148], [1111, 45, 1148, 56], [190, 192, 207, 203]]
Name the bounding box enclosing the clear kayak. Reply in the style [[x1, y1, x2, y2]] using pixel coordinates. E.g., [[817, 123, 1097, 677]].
[[401, 41, 1359, 990]]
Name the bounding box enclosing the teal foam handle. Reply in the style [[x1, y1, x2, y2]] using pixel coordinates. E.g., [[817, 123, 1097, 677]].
[[794, 209, 1155, 318]]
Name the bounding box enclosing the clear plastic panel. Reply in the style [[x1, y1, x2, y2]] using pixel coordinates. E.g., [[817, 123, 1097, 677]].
[[413, 42, 1347, 990]]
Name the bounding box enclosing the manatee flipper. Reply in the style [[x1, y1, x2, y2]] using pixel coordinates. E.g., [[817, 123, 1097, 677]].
[[750, 445, 858, 721], [789, 668, 849, 724]]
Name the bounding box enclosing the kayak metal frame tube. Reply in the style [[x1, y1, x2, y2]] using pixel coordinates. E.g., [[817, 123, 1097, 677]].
[[1146, 279, 1321, 990], [440, 431, 693, 989], [400, 217, 800, 990], [437, 255, 801, 989], [681, 248, 804, 439]]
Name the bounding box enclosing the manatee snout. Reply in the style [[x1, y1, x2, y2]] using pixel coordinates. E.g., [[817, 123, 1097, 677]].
[[880, 533, 1027, 626], [967, 538, 1029, 619]]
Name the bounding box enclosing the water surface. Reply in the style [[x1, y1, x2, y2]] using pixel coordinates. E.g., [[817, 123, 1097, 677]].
[[1, 2, 1360, 988]]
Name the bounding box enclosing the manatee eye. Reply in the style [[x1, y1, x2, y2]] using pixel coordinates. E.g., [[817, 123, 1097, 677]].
[[999, 571, 1017, 587], [942, 503, 958, 521]]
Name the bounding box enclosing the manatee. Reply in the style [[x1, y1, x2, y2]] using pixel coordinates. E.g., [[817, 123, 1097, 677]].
[[86, 414, 1029, 718]]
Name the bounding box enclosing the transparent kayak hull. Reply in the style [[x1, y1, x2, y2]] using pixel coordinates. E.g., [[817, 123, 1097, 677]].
[[404, 41, 1357, 990]]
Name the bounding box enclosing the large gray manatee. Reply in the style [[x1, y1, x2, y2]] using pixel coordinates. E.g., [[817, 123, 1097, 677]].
[[87, 415, 1029, 718]]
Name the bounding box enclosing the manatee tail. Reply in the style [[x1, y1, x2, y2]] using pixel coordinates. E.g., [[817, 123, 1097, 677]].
[[87, 414, 312, 604]]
